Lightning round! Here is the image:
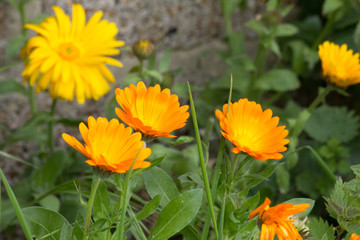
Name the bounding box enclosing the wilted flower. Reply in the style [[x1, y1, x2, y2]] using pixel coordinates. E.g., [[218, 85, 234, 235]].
[[318, 41, 360, 88], [115, 81, 189, 138], [215, 98, 289, 161], [249, 197, 310, 240], [350, 233, 360, 240], [62, 116, 151, 173], [22, 4, 124, 103]]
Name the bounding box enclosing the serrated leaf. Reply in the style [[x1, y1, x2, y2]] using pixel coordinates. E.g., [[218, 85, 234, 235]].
[[255, 69, 300, 92], [143, 166, 179, 206], [304, 105, 359, 143], [148, 189, 202, 240], [23, 206, 72, 240], [350, 164, 360, 177], [308, 218, 335, 240]]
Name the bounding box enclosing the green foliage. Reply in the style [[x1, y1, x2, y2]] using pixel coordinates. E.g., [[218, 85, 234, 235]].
[[255, 69, 300, 92], [308, 218, 336, 240], [325, 166, 360, 233], [304, 105, 360, 143], [148, 189, 202, 240]]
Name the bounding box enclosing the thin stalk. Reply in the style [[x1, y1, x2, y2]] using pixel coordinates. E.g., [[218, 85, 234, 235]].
[[127, 206, 147, 240], [29, 86, 37, 114], [0, 169, 33, 240], [0, 61, 23, 72], [0, 150, 35, 167], [308, 85, 334, 112], [83, 175, 101, 240], [187, 83, 219, 239], [117, 151, 141, 240], [18, 0, 27, 36], [218, 194, 226, 240], [48, 99, 57, 152], [312, 14, 335, 50]]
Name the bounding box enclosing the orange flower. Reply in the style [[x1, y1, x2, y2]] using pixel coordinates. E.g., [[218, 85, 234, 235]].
[[249, 197, 310, 240], [215, 98, 289, 161], [62, 116, 151, 173], [115, 81, 189, 138], [351, 233, 360, 240]]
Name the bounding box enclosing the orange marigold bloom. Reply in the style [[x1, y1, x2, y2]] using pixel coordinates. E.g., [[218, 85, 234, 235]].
[[318, 41, 360, 88], [62, 116, 151, 173], [215, 98, 289, 161], [115, 81, 190, 138], [249, 197, 310, 240], [351, 233, 360, 240]]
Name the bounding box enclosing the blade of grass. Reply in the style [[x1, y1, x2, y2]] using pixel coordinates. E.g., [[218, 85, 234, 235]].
[[0, 168, 32, 240], [0, 150, 35, 167], [187, 82, 219, 239]]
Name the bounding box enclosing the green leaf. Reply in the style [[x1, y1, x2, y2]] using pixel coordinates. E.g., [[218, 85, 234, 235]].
[[283, 198, 315, 218], [135, 194, 161, 220], [148, 189, 202, 240], [56, 118, 83, 127], [245, 19, 265, 36], [296, 171, 320, 199], [168, 136, 194, 146], [274, 24, 298, 37], [6, 36, 28, 59], [322, 0, 343, 16], [304, 105, 360, 143], [159, 49, 172, 73], [38, 195, 60, 212], [143, 166, 179, 206], [255, 69, 300, 92], [22, 206, 71, 240], [276, 164, 290, 194], [351, 164, 360, 177], [143, 69, 163, 82], [123, 73, 141, 87], [93, 181, 111, 219], [308, 218, 335, 240], [0, 79, 27, 95], [221, 0, 241, 16], [354, 20, 360, 53]]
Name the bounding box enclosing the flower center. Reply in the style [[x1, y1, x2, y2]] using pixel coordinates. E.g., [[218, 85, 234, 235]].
[[58, 42, 80, 60]]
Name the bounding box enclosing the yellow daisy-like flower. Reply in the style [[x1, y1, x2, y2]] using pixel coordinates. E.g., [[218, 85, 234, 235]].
[[249, 197, 310, 240], [318, 41, 360, 88], [115, 81, 190, 138], [215, 98, 289, 161], [22, 4, 125, 103], [351, 234, 360, 240], [62, 116, 151, 173]]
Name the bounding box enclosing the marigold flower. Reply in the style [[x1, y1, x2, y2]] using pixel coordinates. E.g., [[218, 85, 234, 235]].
[[318, 41, 360, 88], [351, 233, 360, 240], [115, 81, 189, 138], [215, 99, 289, 161], [62, 116, 151, 173], [249, 197, 310, 240], [22, 4, 125, 103]]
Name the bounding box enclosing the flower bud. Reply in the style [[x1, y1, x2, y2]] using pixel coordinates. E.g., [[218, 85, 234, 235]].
[[132, 40, 155, 60]]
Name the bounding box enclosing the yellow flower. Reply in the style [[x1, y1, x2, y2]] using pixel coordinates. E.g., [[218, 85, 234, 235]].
[[351, 233, 360, 240], [249, 197, 310, 240], [115, 81, 189, 138], [318, 41, 360, 88], [62, 116, 151, 173], [215, 98, 289, 161], [22, 4, 125, 103]]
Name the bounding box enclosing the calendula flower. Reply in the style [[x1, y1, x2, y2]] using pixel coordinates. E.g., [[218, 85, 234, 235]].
[[132, 40, 155, 60], [62, 116, 151, 173], [351, 233, 360, 240], [22, 4, 125, 103], [318, 41, 360, 88], [249, 197, 310, 240], [215, 98, 289, 161], [115, 81, 189, 138]]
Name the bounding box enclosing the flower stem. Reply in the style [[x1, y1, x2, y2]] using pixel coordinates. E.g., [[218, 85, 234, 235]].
[[48, 99, 57, 152], [83, 175, 101, 240], [312, 14, 335, 50], [0, 168, 33, 240], [117, 151, 140, 239], [28, 86, 37, 114], [188, 83, 219, 239]]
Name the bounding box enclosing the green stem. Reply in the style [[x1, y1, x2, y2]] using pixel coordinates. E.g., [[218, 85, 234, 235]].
[[218, 194, 226, 240], [0, 61, 23, 72], [300, 146, 337, 182], [83, 175, 101, 240], [188, 83, 219, 239], [308, 85, 334, 112], [48, 99, 57, 152], [18, 0, 27, 36], [139, 59, 144, 79], [28, 86, 37, 114], [127, 206, 147, 240], [0, 169, 33, 240], [312, 14, 335, 50], [117, 151, 140, 239]]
